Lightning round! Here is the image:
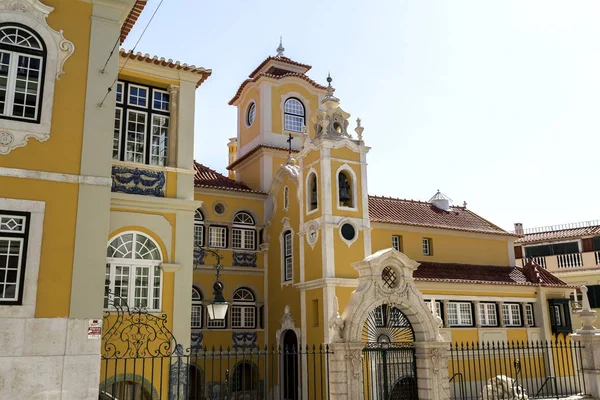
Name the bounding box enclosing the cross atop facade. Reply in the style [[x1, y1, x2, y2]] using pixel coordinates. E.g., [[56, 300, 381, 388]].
[[287, 132, 293, 155]]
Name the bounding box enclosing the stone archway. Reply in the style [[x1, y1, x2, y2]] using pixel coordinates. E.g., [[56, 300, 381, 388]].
[[328, 248, 450, 400]]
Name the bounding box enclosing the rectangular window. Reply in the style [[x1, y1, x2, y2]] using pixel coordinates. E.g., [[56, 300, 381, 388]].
[[502, 303, 522, 326], [553, 305, 563, 326], [284, 114, 304, 133], [152, 89, 170, 111], [422, 238, 431, 256], [125, 110, 147, 164], [479, 303, 498, 326], [128, 84, 148, 107], [231, 306, 255, 328], [191, 304, 203, 328], [208, 226, 226, 248], [525, 304, 534, 326], [425, 300, 442, 320], [232, 228, 255, 250], [0, 52, 42, 121], [283, 231, 292, 281], [150, 115, 169, 166], [116, 81, 123, 104], [392, 235, 401, 252], [447, 302, 472, 326], [113, 108, 122, 160], [207, 314, 226, 329], [194, 224, 204, 248], [0, 212, 29, 304]]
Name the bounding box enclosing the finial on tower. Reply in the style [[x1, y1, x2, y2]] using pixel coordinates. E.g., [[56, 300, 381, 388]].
[[276, 36, 285, 57], [322, 72, 339, 104], [355, 118, 364, 141]]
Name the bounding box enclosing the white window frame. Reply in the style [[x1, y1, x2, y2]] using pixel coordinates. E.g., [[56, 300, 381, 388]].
[[283, 230, 293, 282], [246, 101, 256, 127], [208, 226, 227, 248], [478, 302, 498, 327], [116, 81, 124, 104], [231, 288, 256, 329], [232, 212, 256, 250], [0, 212, 29, 304], [422, 238, 431, 256], [104, 232, 163, 312], [151, 88, 170, 112], [0, 49, 43, 121], [191, 287, 203, 329], [447, 302, 473, 327], [425, 300, 442, 319], [553, 304, 564, 327], [525, 303, 535, 326], [207, 316, 226, 329], [392, 235, 401, 252], [150, 114, 169, 166], [306, 170, 319, 215], [127, 83, 148, 107], [112, 107, 122, 160], [194, 209, 204, 248], [502, 303, 522, 327], [283, 97, 305, 132], [124, 109, 147, 164]]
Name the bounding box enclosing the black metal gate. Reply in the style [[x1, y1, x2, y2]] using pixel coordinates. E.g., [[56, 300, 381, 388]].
[[362, 303, 418, 400]]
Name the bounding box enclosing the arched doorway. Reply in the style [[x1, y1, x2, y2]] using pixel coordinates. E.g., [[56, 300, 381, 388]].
[[231, 361, 259, 396], [362, 304, 418, 400], [188, 365, 202, 400], [282, 329, 299, 400]]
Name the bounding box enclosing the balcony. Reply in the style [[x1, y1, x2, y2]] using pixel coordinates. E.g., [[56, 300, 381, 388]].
[[519, 251, 600, 271]]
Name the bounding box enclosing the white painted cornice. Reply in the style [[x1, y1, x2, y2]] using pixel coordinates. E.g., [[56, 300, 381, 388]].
[[193, 187, 266, 200], [293, 277, 358, 291], [110, 192, 202, 212], [112, 161, 196, 175], [193, 265, 264, 276], [0, 166, 111, 186]]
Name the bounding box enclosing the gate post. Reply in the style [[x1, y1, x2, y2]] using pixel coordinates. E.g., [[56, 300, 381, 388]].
[[328, 343, 364, 400], [571, 286, 600, 399], [414, 341, 450, 400]]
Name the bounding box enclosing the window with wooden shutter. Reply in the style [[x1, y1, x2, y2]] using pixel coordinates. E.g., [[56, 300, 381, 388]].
[[582, 238, 594, 253], [514, 246, 523, 259]]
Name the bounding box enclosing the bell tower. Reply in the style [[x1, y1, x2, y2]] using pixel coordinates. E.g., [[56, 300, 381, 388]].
[[227, 40, 328, 192], [295, 75, 371, 343]]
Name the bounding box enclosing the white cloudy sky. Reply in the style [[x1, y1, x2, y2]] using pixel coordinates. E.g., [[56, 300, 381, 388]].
[[124, 0, 600, 231]]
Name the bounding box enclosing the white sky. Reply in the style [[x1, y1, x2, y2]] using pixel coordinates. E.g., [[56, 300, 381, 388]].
[[124, 0, 600, 232]]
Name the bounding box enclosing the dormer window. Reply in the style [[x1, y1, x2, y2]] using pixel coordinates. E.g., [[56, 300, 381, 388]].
[[0, 25, 46, 123], [284, 98, 304, 132]]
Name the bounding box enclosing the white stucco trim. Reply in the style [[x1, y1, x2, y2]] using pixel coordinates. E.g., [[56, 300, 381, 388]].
[[0, 198, 45, 318], [112, 160, 196, 175], [0, 166, 112, 186], [335, 163, 358, 212], [259, 81, 272, 134], [0, 0, 74, 154], [293, 277, 358, 291], [338, 218, 360, 248], [110, 192, 202, 212], [305, 167, 319, 216]]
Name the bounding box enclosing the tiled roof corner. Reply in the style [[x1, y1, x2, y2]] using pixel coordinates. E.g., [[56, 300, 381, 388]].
[[248, 56, 312, 79], [229, 72, 326, 105], [368, 195, 515, 236], [119, 0, 148, 45], [194, 161, 264, 194], [515, 225, 600, 244], [521, 259, 567, 286]]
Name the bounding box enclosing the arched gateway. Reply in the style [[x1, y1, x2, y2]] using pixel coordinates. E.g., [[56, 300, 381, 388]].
[[328, 248, 450, 400]]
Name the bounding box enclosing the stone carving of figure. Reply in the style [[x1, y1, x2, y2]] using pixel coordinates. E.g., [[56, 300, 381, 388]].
[[338, 173, 351, 207]]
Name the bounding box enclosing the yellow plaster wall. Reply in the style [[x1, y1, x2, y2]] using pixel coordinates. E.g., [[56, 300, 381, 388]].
[[333, 231, 364, 278], [335, 287, 356, 318], [304, 234, 323, 282], [330, 147, 361, 163], [302, 148, 321, 167], [1, 2, 92, 174], [118, 70, 177, 90], [239, 87, 261, 149], [371, 228, 510, 266], [166, 171, 177, 198], [271, 83, 319, 136], [305, 289, 324, 347], [236, 160, 261, 192]]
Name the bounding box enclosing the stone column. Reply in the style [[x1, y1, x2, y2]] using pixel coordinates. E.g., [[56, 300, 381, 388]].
[[328, 343, 364, 400], [473, 301, 481, 327], [414, 341, 451, 400], [443, 300, 450, 328], [167, 85, 179, 168], [571, 286, 600, 399]]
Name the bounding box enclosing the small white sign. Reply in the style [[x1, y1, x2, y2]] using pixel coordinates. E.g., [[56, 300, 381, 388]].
[[87, 319, 102, 339]]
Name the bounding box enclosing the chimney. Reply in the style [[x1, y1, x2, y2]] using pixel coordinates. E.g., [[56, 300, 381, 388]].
[[227, 138, 238, 180], [514, 222, 524, 235]]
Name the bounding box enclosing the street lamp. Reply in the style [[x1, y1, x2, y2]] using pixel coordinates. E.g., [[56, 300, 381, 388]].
[[202, 248, 229, 321]]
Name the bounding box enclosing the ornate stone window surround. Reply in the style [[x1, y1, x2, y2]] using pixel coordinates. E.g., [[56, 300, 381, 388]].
[[335, 163, 358, 212], [0, 0, 74, 155], [337, 217, 359, 248], [305, 168, 318, 216]]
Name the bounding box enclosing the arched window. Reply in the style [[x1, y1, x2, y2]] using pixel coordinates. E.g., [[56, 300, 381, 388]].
[[284, 98, 304, 132], [105, 232, 162, 311], [337, 170, 354, 208], [232, 361, 259, 392], [0, 24, 46, 122], [231, 287, 256, 328], [246, 102, 256, 126], [308, 173, 318, 212], [232, 212, 256, 250], [283, 231, 293, 282], [194, 209, 204, 248], [283, 186, 289, 211], [191, 286, 203, 329]]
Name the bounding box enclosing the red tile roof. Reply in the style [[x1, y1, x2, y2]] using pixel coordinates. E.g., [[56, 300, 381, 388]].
[[229, 72, 327, 105], [194, 162, 264, 194], [368, 196, 516, 236], [227, 145, 298, 170], [119, 50, 212, 87], [119, 0, 147, 45], [521, 260, 567, 286], [414, 261, 569, 287], [248, 56, 311, 79], [515, 225, 600, 244]]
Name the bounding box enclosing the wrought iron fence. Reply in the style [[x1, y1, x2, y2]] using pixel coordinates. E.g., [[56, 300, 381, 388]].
[[448, 341, 586, 399]]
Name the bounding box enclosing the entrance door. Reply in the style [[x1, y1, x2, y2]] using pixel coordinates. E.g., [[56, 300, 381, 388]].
[[362, 304, 418, 400], [282, 330, 299, 400]]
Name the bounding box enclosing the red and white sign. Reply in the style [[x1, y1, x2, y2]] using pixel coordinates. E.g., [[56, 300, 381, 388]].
[[87, 319, 102, 339]]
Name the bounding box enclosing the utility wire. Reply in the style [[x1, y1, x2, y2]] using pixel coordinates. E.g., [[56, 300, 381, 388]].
[[99, 0, 166, 107]]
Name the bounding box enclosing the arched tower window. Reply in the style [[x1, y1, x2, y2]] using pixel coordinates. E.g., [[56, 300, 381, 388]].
[[283, 230, 293, 282], [232, 211, 256, 250], [194, 209, 204, 248], [191, 286, 203, 329], [338, 170, 354, 208], [105, 232, 163, 311], [0, 24, 46, 122], [284, 98, 304, 132], [308, 173, 318, 211], [231, 287, 256, 329]]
